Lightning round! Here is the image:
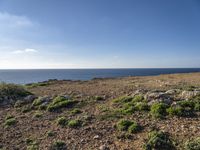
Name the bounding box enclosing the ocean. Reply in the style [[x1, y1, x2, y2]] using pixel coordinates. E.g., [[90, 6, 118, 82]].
[[0, 68, 200, 84]]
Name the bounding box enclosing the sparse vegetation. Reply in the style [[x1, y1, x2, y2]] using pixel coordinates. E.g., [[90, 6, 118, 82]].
[[0, 83, 31, 105], [116, 119, 141, 133], [70, 108, 82, 114], [33, 112, 43, 118], [184, 137, 200, 150], [167, 106, 184, 116], [47, 96, 77, 112], [144, 130, 175, 150], [47, 131, 55, 137], [50, 141, 67, 150], [4, 116, 16, 127], [67, 119, 82, 128], [57, 117, 68, 127], [150, 103, 169, 118]]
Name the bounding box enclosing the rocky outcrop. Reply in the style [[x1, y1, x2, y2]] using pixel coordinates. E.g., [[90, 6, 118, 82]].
[[178, 90, 200, 100]]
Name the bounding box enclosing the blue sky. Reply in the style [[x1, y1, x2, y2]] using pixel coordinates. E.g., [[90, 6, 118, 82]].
[[0, 0, 200, 69]]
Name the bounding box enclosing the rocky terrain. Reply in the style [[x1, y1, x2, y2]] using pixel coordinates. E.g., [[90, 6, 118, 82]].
[[0, 72, 200, 150]]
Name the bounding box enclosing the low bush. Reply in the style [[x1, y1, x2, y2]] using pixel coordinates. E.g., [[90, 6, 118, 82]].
[[47, 96, 77, 112], [57, 117, 68, 127], [33, 112, 43, 118], [113, 96, 133, 104], [47, 131, 55, 137], [128, 122, 141, 133], [4, 116, 17, 127], [116, 119, 141, 133], [132, 95, 145, 103], [167, 106, 184, 116], [70, 108, 82, 115], [184, 137, 200, 150], [67, 119, 82, 128], [0, 83, 31, 105], [144, 130, 175, 150], [134, 102, 150, 111], [50, 141, 67, 150], [150, 103, 169, 118], [178, 100, 195, 109]]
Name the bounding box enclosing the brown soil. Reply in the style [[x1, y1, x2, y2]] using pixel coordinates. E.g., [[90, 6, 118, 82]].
[[0, 72, 200, 150]]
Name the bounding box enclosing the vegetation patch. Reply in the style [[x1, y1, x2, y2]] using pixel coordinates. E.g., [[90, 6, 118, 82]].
[[0, 83, 31, 105], [57, 117, 68, 127], [70, 108, 82, 115], [144, 130, 175, 150], [50, 141, 67, 150], [113, 96, 133, 104], [33, 112, 43, 118], [47, 131, 56, 137], [167, 106, 184, 117], [150, 103, 169, 118], [116, 119, 141, 133], [184, 137, 200, 150], [4, 116, 17, 127], [47, 96, 78, 112], [67, 119, 82, 128]]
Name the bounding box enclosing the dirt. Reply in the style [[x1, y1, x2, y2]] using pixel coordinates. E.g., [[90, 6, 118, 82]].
[[0, 72, 200, 150]]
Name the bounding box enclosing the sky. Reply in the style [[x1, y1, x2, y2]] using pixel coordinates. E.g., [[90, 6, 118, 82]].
[[0, 0, 200, 69]]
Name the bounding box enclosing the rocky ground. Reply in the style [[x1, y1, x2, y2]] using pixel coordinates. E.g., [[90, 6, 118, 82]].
[[0, 72, 200, 150]]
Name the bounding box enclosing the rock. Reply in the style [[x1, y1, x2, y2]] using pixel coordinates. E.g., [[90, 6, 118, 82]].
[[93, 135, 100, 140], [99, 145, 110, 150], [23, 95, 37, 103], [145, 91, 172, 105], [179, 90, 200, 100], [165, 89, 180, 95]]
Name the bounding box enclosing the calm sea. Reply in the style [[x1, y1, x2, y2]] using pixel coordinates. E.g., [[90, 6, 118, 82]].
[[0, 68, 200, 84]]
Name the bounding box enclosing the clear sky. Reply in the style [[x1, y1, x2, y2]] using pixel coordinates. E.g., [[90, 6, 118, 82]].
[[0, 0, 200, 69]]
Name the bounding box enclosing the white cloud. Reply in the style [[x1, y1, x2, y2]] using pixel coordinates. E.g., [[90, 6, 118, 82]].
[[0, 12, 33, 28], [12, 48, 38, 54]]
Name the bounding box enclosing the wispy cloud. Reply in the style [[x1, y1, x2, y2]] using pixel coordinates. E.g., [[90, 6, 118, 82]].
[[0, 12, 33, 28], [12, 48, 38, 54]]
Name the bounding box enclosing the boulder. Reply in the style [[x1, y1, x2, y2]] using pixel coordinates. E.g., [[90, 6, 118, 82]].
[[145, 91, 172, 105], [179, 90, 200, 100]]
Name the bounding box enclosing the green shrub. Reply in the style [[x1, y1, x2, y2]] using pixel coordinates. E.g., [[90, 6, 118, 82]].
[[47, 96, 77, 112], [194, 102, 200, 111], [144, 130, 175, 150], [33, 112, 43, 118], [134, 102, 150, 111], [47, 131, 55, 137], [50, 141, 67, 150], [70, 108, 82, 114], [184, 137, 200, 150], [150, 103, 168, 118], [113, 96, 133, 103], [116, 119, 134, 131], [67, 119, 82, 128], [167, 106, 184, 116], [178, 100, 195, 109], [120, 106, 135, 115], [27, 142, 39, 150], [128, 122, 141, 133], [0, 83, 30, 98], [21, 106, 32, 113], [4, 117, 16, 127], [132, 95, 145, 103], [94, 96, 104, 101], [32, 97, 43, 106], [57, 117, 68, 127]]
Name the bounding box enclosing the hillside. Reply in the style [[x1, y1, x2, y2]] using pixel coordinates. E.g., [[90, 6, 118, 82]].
[[0, 73, 200, 150]]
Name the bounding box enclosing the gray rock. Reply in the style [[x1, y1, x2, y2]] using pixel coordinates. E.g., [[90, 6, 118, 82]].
[[23, 95, 37, 103], [145, 91, 172, 105], [179, 90, 200, 100], [99, 145, 110, 150]]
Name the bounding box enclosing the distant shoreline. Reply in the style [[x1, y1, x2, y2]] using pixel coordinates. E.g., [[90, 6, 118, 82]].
[[0, 68, 200, 84]]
